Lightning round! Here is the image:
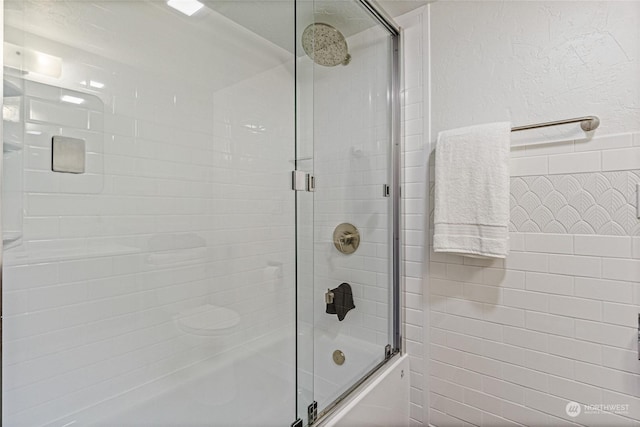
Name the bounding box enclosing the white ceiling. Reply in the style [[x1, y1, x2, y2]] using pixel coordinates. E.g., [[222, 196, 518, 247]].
[[375, 0, 430, 18], [205, 0, 432, 55], [4, 0, 292, 92], [4, 0, 431, 93]]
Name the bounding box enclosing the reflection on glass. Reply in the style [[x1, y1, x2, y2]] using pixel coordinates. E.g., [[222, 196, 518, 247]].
[[2, 1, 295, 426]]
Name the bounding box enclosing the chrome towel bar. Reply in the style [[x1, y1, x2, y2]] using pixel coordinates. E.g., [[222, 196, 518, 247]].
[[511, 115, 600, 133]]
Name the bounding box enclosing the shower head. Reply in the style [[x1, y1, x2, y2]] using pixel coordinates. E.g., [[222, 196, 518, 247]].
[[301, 23, 351, 67]]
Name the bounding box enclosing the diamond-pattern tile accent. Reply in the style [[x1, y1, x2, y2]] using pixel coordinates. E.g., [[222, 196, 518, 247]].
[[430, 170, 640, 235]]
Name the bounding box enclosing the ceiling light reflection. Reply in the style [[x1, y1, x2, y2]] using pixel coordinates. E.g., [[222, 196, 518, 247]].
[[167, 0, 204, 16], [61, 95, 85, 105]]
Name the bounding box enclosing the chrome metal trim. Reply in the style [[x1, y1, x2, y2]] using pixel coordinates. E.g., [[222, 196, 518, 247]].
[[332, 350, 345, 366], [357, 0, 401, 36], [359, 0, 402, 355], [332, 223, 360, 255], [51, 135, 86, 174], [390, 21, 402, 353], [307, 174, 315, 192], [325, 289, 335, 304], [293, 170, 307, 191], [511, 115, 600, 133], [308, 401, 318, 425], [1, 3, 5, 420], [359, 0, 403, 357], [294, 0, 300, 419]]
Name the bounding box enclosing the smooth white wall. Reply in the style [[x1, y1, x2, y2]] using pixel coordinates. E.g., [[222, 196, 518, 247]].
[[430, 1, 639, 140]]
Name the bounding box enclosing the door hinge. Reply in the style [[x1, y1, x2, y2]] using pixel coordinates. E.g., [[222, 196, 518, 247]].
[[383, 184, 390, 197], [292, 170, 315, 192], [308, 401, 318, 425], [292, 170, 306, 191], [307, 174, 315, 192]]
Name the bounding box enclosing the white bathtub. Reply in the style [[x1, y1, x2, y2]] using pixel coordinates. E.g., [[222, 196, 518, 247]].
[[298, 328, 392, 411], [48, 332, 296, 427], [43, 329, 407, 427], [319, 353, 409, 427], [296, 325, 409, 426]]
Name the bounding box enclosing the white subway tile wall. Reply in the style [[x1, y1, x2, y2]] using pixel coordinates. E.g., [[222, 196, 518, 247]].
[[396, 9, 428, 426], [2, 3, 296, 425], [422, 2, 640, 426]]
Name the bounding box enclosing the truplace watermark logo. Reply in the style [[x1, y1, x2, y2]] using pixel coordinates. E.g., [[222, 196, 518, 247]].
[[565, 401, 630, 418]]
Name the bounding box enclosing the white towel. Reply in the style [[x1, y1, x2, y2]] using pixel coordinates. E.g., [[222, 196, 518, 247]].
[[434, 122, 511, 258]]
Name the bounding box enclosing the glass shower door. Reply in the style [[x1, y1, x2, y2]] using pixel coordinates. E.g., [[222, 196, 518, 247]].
[[296, 0, 398, 418], [1, 1, 297, 426]]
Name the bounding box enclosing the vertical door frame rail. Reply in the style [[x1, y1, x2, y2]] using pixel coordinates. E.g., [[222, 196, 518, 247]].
[[356, 0, 402, 355], [1, 0, 5, 421]]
